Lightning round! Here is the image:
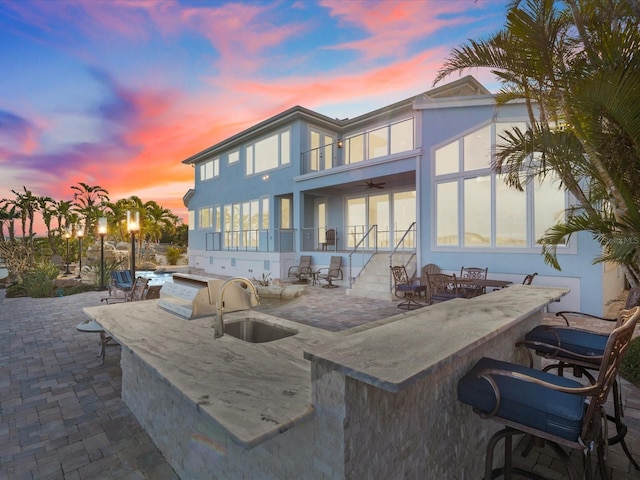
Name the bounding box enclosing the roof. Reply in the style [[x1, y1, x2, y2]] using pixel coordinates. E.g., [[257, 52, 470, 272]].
[[181, 76, 490, 165]]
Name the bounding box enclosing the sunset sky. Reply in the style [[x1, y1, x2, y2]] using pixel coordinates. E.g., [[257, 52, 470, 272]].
[[0, 0, 508, 233]]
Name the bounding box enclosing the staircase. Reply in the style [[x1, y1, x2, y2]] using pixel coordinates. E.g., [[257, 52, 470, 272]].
[[347, 252, 417, 300]]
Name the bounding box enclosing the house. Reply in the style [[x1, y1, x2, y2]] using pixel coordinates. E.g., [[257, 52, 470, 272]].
[[181, 76, 624, 314]]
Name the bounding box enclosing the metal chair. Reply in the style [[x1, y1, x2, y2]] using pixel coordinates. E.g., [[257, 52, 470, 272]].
[[425, 272, 465, 304], [458, 306, 640, 480], [108, 269, 134, 297], [317, 256, 343, 288], [518, 287, 640, 470], [288, 255, 313, 283], [522, 272, 538, 285], [390, 265, 427, 310], [459, 266, 488, 298]]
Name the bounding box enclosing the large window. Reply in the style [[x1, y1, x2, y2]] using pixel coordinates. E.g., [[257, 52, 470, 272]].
[[434, 122, 567, 249], [245, 129, 290, 175], [198, 207, 213, 229], [221, 197, 270, 248], [345, 118, 414, 165], [200, 157, 219, 181]]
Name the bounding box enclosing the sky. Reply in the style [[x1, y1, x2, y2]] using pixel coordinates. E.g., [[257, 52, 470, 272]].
[[0, 0, 509, 234]]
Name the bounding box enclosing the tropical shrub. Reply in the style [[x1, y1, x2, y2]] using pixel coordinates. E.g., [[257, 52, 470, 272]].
[[165, 246, 183, 265], [21, 261, 59, 298]]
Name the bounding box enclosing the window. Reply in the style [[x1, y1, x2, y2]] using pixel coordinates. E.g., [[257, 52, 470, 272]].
[[433, 122, 568, 249], [214, 205, 221, 232], [221, 197, 270, 249], [198, 207, 213, 229], [200, 157, 219, 181], [345, 118, 414, 165], [188, 210, 195, 230], [228, 150, 239, 165], [280, 197, 291, 229], [245, 129, 290, 175]]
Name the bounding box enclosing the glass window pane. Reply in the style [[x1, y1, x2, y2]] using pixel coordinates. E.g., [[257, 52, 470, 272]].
[[393, 191, 416, 247], [495, 175, 526, 247], [188, 210, 195, 230], [390, 119, 413, 154], [346, 134, 364, 164], [281, 130, 290, 165], [435, 141, 459, 176], [463, 176, 491, 247], [369, 194, 389, 248], [280, 197, 290, 229], [464, 125, 491, 171], [347, 197, 367, 248], [214, 206, 221, 232], [436, 182, 458, 245], [255, 135, 279, 172], [246, 146, 253, 175], [535, 175, 566, 244], [228, 150, 239, 164], [368, 126, 388, 159], [261, 197, 269, 229]]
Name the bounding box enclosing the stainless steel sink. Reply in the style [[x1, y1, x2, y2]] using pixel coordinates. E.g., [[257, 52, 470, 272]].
[[224, 318, 297, 343]]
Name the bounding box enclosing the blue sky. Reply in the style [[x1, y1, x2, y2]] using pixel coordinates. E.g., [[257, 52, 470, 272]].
[[0, 0, 508, 228]]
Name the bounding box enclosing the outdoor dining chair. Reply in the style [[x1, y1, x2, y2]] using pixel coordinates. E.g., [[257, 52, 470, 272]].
[[321, 228, 337, 251], [390, 265, 427, 310], [108, 270, 134, 297], [424, 272, 465, 304], [518, 287, 640, 470], [459, 266, 488, 298], [458, 306, 640, 480]]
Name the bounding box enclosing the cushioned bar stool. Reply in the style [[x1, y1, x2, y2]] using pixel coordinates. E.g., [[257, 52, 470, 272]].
[[518, 287, 640, 470], [457, 307, 640, 480]]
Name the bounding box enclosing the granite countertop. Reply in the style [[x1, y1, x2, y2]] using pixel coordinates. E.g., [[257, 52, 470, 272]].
[[304, 285, 569, 393], [84, 301, 334, 449]]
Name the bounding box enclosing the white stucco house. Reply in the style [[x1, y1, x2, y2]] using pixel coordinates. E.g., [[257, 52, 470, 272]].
[[181, 76, 624, 314]]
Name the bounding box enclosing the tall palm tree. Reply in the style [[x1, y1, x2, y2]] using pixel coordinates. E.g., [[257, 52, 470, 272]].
[[434, 0, 640, 284], [36, 196, 56, 253], [9, 187, 39, 243], [144, 200, 179, 244], [70, 182, 109, 236]]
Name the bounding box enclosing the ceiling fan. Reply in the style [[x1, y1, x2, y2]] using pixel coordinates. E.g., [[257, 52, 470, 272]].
[[358, 179, 386, 189]]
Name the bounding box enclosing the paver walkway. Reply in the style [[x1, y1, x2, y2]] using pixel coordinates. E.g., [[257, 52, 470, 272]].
[[0, 285, 639, 479]]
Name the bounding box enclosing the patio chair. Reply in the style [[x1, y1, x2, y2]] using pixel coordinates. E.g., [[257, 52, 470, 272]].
[[317, 256, 343, 288], [101, 276, 150, 304], [108, 270, 134, 297], [458, 306, 640, 480], [321, 228, 337, 251], [518, 286, 640, 470], [522, 272, 538, 285], [424, 272, 465, 304], [288, 255, 312, 283], [459, 266, 488, 298], [390, 265, 427, 310]]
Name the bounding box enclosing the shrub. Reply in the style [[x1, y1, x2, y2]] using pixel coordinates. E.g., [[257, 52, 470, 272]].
[[165, 246, 183, 265], [621, 336, 640, 388], [21, 261, 59, 298]]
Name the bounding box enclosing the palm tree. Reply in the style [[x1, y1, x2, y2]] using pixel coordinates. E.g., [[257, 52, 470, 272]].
[[434, 0, 640, 284], [70, 182, 109, 236], [144, 200, 179, 244], [36, 196, 56, 253], [9, 187, 39, 243]]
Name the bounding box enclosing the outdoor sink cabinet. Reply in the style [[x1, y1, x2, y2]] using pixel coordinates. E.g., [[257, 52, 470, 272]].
[[83, 284, 568, 479]]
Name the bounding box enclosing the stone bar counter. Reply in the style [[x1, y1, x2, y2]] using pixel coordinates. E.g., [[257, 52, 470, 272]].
[[84, 284, 568, 479]]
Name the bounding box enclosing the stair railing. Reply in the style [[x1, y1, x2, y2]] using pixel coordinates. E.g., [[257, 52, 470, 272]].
[[388, 222, 417, 293], [348, 224, 378, 287]]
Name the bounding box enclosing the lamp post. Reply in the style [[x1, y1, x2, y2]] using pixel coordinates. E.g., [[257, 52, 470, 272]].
[[98, 217, 108, 290], [63, 228, 72, 276], [127, 210, 139, 280], [76, 224, 84, 280]]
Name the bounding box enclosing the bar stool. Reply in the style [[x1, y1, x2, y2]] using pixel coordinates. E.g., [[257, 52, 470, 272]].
[[76, 318, 111, 364], [518, 287, 640, 470], [457, 307, 640, 479]]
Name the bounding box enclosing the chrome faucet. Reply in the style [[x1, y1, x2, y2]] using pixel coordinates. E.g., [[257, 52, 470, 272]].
[[214, 277, 260, 338]]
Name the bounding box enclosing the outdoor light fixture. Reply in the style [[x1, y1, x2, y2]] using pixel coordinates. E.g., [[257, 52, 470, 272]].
[[127, 210, 140, 280], [63, 228, 72, 276], [262, 174, 270, 181], [98, 217, 108, 290], [76, 224, 84, 280], [337, 139, 343, 148]]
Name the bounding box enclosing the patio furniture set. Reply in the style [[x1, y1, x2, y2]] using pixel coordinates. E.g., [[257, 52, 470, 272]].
[[287, 255, 343, 288], [390, 264, 536, 310]]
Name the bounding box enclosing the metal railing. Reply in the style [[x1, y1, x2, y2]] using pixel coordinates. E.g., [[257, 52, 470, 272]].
[[348, 225, 378, 287], [389, 222, 417, 292], [204, 229, 296, 252]]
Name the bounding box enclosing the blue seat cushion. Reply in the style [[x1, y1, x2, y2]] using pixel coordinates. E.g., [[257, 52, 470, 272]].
[[458, 357, 585, 441], [525, 325, 607, 363]]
